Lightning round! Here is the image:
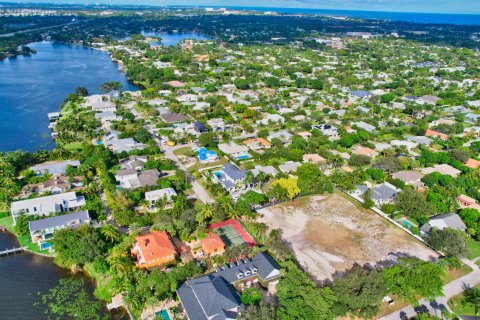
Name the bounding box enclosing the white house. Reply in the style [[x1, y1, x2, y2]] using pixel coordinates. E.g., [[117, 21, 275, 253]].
[[145, 188, 177, 209], [11, 192, 86, 225]]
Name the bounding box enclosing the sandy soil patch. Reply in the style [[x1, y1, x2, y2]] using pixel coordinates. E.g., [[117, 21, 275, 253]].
[[258, 193, 438, 281]]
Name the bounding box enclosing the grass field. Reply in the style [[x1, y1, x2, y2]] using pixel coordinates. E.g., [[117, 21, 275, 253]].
[[467, 239, 480, 259], [448, 284, 480, 317], [84, 263, 115, 302]]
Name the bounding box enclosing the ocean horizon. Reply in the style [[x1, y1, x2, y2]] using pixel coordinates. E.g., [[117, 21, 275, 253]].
[[201, 6, 480, 26]]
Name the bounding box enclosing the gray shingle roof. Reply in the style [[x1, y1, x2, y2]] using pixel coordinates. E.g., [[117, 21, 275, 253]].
[[29, 210, 90, 232], [177, 253, 280, 320], [223, 164, 245, 181]]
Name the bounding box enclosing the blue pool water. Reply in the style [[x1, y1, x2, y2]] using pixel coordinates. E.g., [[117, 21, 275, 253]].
[[195, 147, 218, 161], [40, 242, 52, 251], [155, 310, 171, 320], [237, 155, 251, 160]]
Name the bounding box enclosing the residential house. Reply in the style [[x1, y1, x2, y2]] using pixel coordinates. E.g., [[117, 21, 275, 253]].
[[303, 154, 326, 165], [352, 121, 376, 133], [349, 90, 372, 100], [145, 188, 177, 209], [267, 130, 293, 144], [119, 156, 148, 171], [312, 124, 340, 140], [243, 138, 271, 151], [11, 192, 86, 225], [421, 164, 461, 178], [22, 175, 83, 196], [29, 210, 91, 248], [371, 183, 399, 205], [456, 194, 480, 211], [218, 142, 250, 160], [418, 95, 441, 105], [465, 158, 480, 169], [213, 164, 252, 193], [115, 169, 160, 189], [420, 213, 467, 235], [352, 146, 377, 158], [406, 135, 432, 146], [425, 129, 449, 141], [131, 231, 177, 268], [177, 252, 281, 320], [256, 114, 285, 125], [199, 232, 225, 257], [105, 138, 146, 154], [250, 165, 279, 177], [391, 171, 425, 189], [279, 161, 302, 174], [30, 160, 80, 175], [161, 112, 190, 123]]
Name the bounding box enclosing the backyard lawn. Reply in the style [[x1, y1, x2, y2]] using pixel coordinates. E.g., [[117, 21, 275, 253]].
[[84, 263, 115, 302], [0, 215, 52, 255]]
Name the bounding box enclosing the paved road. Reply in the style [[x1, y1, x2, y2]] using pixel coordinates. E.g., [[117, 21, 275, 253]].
[[125, 102, 214, 204], [380, 267, 480, 320], [163, 143, 215, 204]]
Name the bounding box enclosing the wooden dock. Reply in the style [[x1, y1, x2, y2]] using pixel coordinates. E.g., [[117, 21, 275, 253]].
[[0, 247, 27, 256]]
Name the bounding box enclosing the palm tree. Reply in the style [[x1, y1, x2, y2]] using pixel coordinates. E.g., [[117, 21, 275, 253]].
[[199, 204, 214, 220], [464, 288, 480, 315], [101, 225, 121, 243], [108, 255, 134, 275]]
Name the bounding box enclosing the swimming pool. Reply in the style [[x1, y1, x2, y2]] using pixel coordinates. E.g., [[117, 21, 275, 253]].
[[195, 147, 218, 162], [400, 218, 416, 229], [236, 154, 251, 160], [155, 310, 171, 320], [40, 242, 52, 251]]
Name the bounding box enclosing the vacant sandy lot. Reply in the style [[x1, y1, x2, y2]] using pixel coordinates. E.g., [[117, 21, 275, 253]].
[[258, 193, 438, 281]]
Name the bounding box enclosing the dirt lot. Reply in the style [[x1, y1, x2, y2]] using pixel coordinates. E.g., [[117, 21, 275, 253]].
[[257, 192, 438, 281]]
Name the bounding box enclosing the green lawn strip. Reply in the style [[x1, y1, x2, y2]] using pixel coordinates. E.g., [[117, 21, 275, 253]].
[[63, 141, 84, 152], [83, 263, 115, 302], [448, 284, 480, 317], [172, 146, 194, 156], [443, 264, 472, 283], [467, 239, 480, 260]]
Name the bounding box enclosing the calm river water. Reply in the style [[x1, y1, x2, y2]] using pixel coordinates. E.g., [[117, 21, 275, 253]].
[[0, 41, 137, 152]]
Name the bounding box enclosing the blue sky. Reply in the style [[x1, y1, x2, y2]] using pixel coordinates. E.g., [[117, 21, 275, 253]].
[[7, 0, 480, 14]]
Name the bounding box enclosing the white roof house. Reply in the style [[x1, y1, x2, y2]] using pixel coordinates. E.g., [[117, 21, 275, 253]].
[[218, 142, 249, 157], [11, 192, 86, 225], [145, 188, 177, 209], [30, 160, 80, 175]]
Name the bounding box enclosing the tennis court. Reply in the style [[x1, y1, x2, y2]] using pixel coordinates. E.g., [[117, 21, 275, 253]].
[[210, 219, 256, 247], [215, 225, 245, 247]]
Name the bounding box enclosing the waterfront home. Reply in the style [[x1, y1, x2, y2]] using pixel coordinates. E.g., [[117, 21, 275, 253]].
[[11, 191, 86, 225], [30, 160, 80, 175], [420, 213, 467, 235], [145, 188, 177, 209], [29, 210, 91, 250], [82, 94, 116, 112], [131, 231, 177, 268], [115, 169, 160, 189], [95, 111, 121, 123], [218, 142, 250, 160], [177, 252, 281, 320]]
